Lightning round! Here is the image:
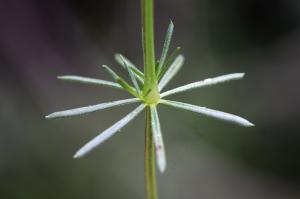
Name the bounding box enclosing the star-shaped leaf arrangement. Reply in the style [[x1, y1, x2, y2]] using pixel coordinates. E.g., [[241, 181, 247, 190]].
[[46, 21, 254, 173]]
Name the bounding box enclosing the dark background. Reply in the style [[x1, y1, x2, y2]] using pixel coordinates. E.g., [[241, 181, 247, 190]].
[[0, 0, 300, 198]]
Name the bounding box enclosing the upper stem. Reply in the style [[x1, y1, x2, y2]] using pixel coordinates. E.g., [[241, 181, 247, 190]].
[[141, 0, 157, 93]]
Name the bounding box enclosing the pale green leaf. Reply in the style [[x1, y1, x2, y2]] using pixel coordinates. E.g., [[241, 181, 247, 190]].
[[58, 75, 122, 89], [157, 21, 174, 74], [158, 46, 181, 79], [119, 55, 140, 94], [150, 105, 166, 173], [74, 104, 145, 158], [102, 65, 138, 97], [161, 100, 254, 127], [45, 98, 140, 119], [161, 73, 245, 97], [158, 55, 184, 91], [114, 53, 144, 83]]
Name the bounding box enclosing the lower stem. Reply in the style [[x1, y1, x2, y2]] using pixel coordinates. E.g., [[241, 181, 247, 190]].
[[145, 107, 158, 199]]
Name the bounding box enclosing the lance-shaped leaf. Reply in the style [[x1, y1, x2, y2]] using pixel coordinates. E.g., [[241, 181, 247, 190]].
[[58, 75, 122, 89], [119, 55, 140, 94], [157, 21, 174, 74], [161, 73, 245, 97], [114, 53, 144, 83], [158, 46, 181, 79], [74, 104, 145, 158], [158, 55, 184, 91], [102, 65, 138, 97], [150, 105, 166, 173], [45, 98, 140, 119], [161, 100, 254, 127]]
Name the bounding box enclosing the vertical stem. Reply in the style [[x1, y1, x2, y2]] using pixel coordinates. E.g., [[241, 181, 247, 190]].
[[141, 0, 156, 92], [145, 107, 158, 199], [142, 1, 159, 197]]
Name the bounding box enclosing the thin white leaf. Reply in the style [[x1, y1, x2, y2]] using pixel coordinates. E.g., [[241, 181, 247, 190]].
[[161, 73, 245, 97], [150, 105, 166, 173], [58, 75, 122, 89], [161, 100, 254, 127], [46, 98, 140, 119], [158, 55, 184, 91], [74, 104, 145, 158], [157, 21, 174, 73]]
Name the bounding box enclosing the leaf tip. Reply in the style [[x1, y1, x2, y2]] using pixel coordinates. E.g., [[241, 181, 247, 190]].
[[57, 76, 66, 80], [239, 117, 254, 127], [239, 73, 245, 78], [245, 121, 255, 127], [73, 151, 82, 159], [45, 113, 55, 119], [102, 65, 114, 76], [119, 54, 125, 59], [177, 54, 185, 63], [169, 19, 174, 27], [158, 156, 166, 173], [73, 147, 88, 159], [118, 54, 126, 66]]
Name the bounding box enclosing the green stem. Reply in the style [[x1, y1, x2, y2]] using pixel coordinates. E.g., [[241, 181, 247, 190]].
[[145, 107, 158, 199], [142, 1, 159, 197], [141, 0, 156, 92]]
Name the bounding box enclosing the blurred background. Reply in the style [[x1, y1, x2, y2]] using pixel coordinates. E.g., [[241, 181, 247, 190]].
[[0, 0, 300, 198]]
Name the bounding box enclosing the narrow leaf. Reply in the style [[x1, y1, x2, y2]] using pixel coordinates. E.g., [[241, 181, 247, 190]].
[[150, 105, 166, 173], [158, 55, 184, 91], [158, 46, 181, 79], [161, 100, 254, 127], [119, 55, 140, 94], [102, 65, 138, 97], [157, 21, 174, 73], [45, 98, 140, 119], [155, 59, 160, 74], [161, 73, 245, 97], [74, 104, 145, 158], [58, 75, 122, 89], [129, 67, 144, 82], [114, 53, 144, 83]]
